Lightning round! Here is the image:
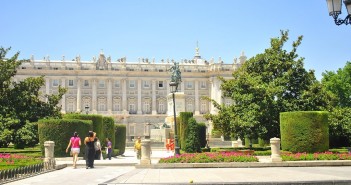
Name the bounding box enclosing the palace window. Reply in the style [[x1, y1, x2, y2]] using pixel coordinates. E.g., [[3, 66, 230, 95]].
[[114, 80, 120, 88], [186, 81, 193, 89], [98, 80, 105, 88], [200, 81, 207, 89], [158, 102, 165, 114], [129, 104, 136, 114], [158, 81, 164, 88], [187, 101, 194, 112], [52, 79, 59, 87], [143, 101, 151, 114], [84, 80, 89, 87], [113, 103, 121, 111], [129, 80, 135, 88], [143, 81, 150, 88], [68, 80, 74, 87], [200, 101, 207, 114]]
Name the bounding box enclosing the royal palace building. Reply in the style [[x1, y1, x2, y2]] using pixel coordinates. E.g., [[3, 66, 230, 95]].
[[15, 48, 247, 140]]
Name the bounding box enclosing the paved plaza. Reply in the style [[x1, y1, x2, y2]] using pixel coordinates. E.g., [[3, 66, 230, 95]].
[[4, 148, 351, 185]]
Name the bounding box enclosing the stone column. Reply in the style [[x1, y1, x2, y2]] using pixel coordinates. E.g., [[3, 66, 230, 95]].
[[140, 139, 151, 165], [107, 79, 112, 114], [122, 79, 127, 113], [76, 79, 81, 112], [194, 80, 199, 115], [92, 79, 97, 113], [44, 141, 55, 170], [152, 80, 157, 115], [270, 137, 282, 162], [61, 79, 66, 113], [45, 78, 50, 102], [137, 79, 142, 114]]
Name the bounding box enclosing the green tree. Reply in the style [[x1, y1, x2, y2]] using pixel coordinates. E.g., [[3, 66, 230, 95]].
[[207, 31, 331, 141], [0, 47, 66, 148], [322, 61, 351, 108]]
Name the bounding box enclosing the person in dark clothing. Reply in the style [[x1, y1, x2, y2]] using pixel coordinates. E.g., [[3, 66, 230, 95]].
[[84, 131, 96, 169]]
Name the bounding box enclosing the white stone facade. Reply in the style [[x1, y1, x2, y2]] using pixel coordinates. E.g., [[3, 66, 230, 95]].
[[15, 50, 246, 140]]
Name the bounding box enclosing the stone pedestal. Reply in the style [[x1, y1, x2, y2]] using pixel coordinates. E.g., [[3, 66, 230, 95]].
[[232, 141, 238, 147], [270, 137, 282, 162], [237, 138, 243, 147], [141, 139, 151, 165], [44, 141, 56, 169], [167, 92, 185, 117]]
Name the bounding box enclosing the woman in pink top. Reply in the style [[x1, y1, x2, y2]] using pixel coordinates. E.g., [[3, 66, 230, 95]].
[[66, 132, 81, 168]]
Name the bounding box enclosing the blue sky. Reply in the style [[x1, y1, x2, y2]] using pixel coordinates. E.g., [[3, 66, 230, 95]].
[[1, 0, 350, 80]]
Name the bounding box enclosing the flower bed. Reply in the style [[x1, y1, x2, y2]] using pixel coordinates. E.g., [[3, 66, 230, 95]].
[[159, 152, 259, 163], [281, 152, 351, 161], [0, 153, 43, 170]]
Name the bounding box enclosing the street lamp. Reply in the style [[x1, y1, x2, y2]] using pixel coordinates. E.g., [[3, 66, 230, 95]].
[[84, 105, 89, 115], [326, 0, 351, 25], [170, 81, 180, 155]]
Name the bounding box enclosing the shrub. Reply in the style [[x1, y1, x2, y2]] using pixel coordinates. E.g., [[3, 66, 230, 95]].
[[280, 111, 329, 153], [179, 112, 193, 149], [211, 130, 221, 138], [102, 116, 115, 149], [184, 118, 201, 153], [38, 119, 92, 157], [63, 113, 103, 140], [329, 107, 351, 148], [159, 152, 258, 163], [115, 124, 126, 155], [13, 121, 39, 149], [281, 152, 351, 161]]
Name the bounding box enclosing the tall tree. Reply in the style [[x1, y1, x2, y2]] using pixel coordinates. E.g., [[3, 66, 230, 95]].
[[207, 31, 331, 141], [322, 61, 351, 108], [0, 47, 66, 148]]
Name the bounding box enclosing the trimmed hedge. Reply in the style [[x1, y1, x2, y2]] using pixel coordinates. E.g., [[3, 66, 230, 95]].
[[63, 113, 103, 140], [38, 119, 93, 157], [179, 112, 193, 149], [115, 124, 126, 155], [102, 116, 116, 149], [280, 111, 329, 153], [184, 118, 201, 153]]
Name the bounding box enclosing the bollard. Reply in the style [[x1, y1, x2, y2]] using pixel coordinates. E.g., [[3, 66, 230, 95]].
[[270, 137, 282, 162], [44, 141, 56, 169], [237, 138, 243, 147], [140, 139, 151, 165]]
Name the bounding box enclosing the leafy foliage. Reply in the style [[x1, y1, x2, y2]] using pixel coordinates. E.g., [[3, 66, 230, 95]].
[[205, 31, 331, 140], [0, 47, 66, 148], [328, 107, 351, 148], [322, 61, 351, 108]]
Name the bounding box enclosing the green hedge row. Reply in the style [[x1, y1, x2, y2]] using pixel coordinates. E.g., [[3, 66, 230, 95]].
[[115, 124, 126, 155], [63, 113, 103, 140], [38, 119, 93, 157], [280, 111, 329, 153], [102, 116, 116, 148], [179, 112, 193, 149]]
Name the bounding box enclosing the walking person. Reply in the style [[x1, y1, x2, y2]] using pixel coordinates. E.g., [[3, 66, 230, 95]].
[[105, 137, 112, 160], [134, 137, 141, 159], [65, 132, 81, 169], [84, 131, 96, 169]]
